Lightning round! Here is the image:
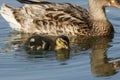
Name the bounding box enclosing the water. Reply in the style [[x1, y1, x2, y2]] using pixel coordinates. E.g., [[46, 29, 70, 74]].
[[0, 0, 120, 80]]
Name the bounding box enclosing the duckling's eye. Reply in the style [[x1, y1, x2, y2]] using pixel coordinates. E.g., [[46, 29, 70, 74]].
[[58, 38, 68, 45], [63, 41, 68, 45]]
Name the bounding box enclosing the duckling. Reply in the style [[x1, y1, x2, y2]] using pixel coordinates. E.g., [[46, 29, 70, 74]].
[[24, 35, 69, 51], [0, 0, 120, 36]]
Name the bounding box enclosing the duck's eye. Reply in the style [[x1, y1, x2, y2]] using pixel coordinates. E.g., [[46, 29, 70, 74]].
[[117, 0, 120, 4]]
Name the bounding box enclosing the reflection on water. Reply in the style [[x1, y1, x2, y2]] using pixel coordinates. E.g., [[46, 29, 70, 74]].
[[3, 33, 71, 61], [25, 49, 70, 62], [90, 34, 120, 77], [56, 49, 70, 61], [2, 33, 120, 77]]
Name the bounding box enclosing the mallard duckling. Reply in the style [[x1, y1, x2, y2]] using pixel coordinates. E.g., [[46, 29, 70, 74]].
[[24, 35, 69, 51], [1, 0, 120, 36]]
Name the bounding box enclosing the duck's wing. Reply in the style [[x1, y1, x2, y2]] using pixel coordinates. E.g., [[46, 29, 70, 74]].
[[16, 0, 90, 26], [1, 0, 90, 35]]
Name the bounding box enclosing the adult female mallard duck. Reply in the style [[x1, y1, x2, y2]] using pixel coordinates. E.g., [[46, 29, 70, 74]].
[[24, 35, 69, 51], [0, 0, 120, 36]]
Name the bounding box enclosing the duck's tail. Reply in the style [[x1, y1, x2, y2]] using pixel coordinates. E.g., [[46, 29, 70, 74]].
[[0, 4, 21, 31], [0, 4, 14, 22]]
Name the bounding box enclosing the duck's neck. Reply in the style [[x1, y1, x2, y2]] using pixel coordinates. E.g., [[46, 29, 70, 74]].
[[88, 0, 114, 36], [88, 0, 107, 21], [88, 0, 107, 20]]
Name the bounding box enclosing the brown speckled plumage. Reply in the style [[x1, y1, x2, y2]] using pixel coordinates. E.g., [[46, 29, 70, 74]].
[[0, 0, 120, 36]]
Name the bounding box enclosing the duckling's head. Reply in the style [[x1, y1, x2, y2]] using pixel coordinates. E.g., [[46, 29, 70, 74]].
[[55, 35, 69, 50]]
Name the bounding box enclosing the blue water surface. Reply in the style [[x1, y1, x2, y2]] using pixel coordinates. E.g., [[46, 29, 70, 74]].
[[0, 0, 120, 80]]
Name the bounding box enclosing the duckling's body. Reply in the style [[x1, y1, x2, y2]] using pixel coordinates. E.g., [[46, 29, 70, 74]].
[[0, 0, 120, 36], [24, 35, 69, 51]]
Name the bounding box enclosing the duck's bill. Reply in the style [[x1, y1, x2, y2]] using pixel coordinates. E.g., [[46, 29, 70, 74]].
[[110, 0, 120, 8]]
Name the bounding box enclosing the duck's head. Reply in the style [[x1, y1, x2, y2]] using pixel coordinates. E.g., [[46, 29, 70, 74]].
[[104, 0, 120, 8], [55, 35, 69, 50], [109, 0, 120, 8], [90, 0, 120, 8]]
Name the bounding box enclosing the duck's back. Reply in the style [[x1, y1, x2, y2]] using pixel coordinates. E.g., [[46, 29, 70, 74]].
[[1, 0, 90, 36]]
